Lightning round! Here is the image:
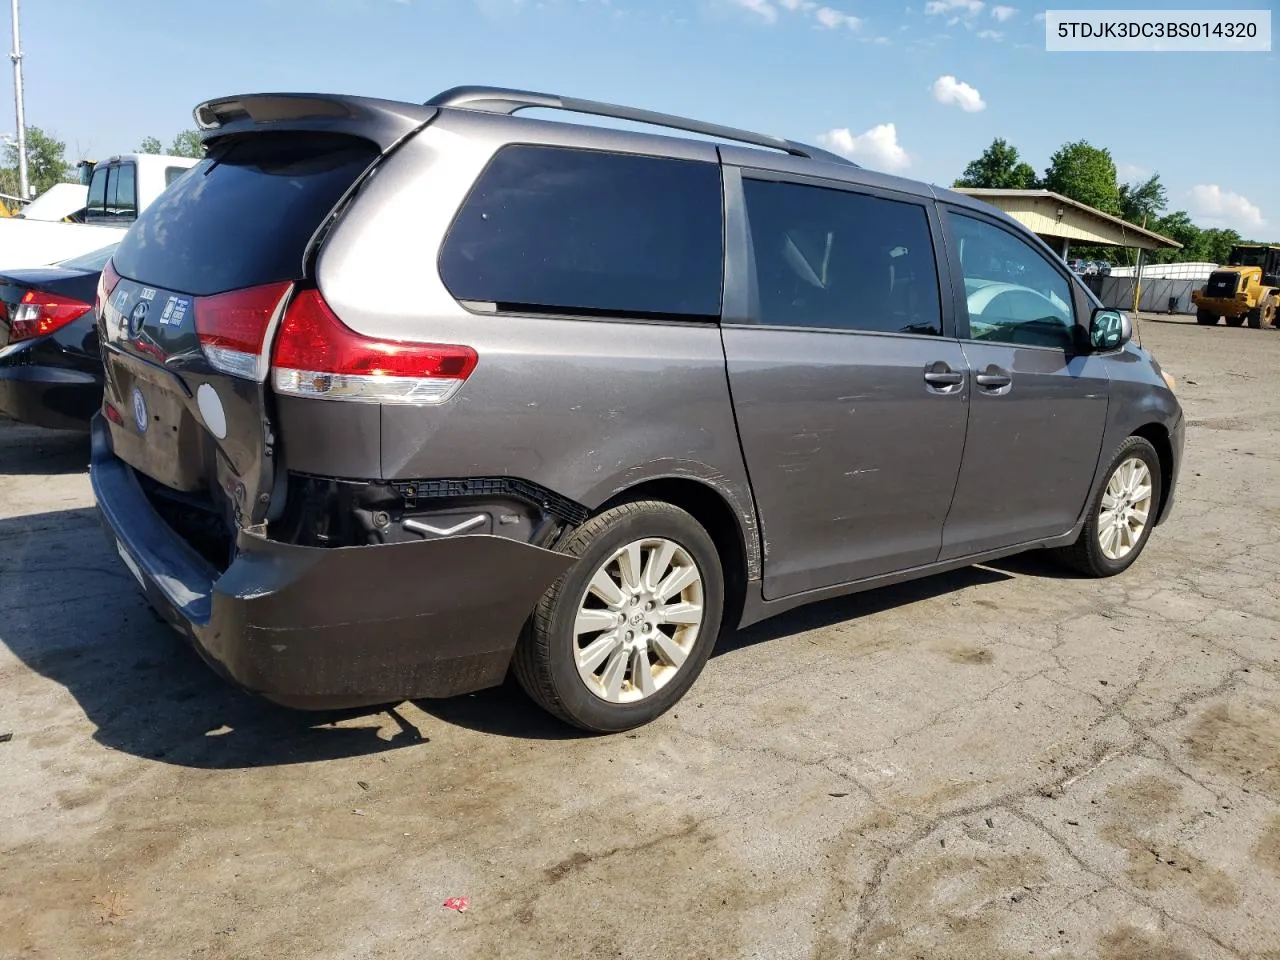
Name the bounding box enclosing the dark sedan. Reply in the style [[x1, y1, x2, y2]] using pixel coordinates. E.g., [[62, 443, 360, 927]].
[[0, 244, 115, 431]]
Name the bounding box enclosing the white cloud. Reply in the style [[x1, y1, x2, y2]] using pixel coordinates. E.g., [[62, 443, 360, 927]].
[[1032, 11, 1045, 22], [977, 28, 1002, 39], [732, 0, 864, 30], [1188, 185, 1267, 233], [990, 4, 1016, 20], [818, 124, 911, 172], [925, 0, 983, 15], [930, 74, 987, 111], [1117, 162, 1150, 182], [729, 0, 777, 22], [815, 5, 861, 28]]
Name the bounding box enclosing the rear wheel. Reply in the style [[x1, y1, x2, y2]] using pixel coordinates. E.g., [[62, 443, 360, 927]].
[[1052, 436, 1162, 578], [1196, 309, 1219, 325], [513, 500, 724, 732], [1225, 314, 1246, 327]]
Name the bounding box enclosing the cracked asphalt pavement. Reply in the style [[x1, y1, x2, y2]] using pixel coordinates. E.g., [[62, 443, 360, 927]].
[[2, 315, 1278, 959]]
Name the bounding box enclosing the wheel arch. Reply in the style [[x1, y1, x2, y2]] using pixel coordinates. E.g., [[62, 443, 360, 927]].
[[1131, 422, 1174, 525]]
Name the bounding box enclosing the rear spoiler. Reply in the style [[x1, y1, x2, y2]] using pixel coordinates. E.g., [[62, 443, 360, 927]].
[[193, 94, 437, 152]]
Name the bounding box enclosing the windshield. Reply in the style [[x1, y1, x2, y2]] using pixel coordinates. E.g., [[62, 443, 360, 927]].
[[111, 133, 378, 296]]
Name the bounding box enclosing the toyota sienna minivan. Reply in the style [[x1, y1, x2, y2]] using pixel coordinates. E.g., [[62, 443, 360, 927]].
[[91, 86, 1183, 731]]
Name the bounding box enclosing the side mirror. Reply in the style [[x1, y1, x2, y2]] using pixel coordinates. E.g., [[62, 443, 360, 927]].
[[1089, 308, 1131, 352]]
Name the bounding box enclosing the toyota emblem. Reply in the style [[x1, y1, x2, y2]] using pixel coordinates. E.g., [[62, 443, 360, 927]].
[[128, 300, 149, 338]]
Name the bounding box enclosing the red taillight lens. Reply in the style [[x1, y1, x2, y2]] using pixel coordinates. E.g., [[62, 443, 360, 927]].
[[9, 289, 93, 342], [271, 290, 477, 404], [194, 281, 292, 380]]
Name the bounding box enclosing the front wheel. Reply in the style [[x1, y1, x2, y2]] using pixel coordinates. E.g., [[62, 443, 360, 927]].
[[1195, 309, 1219, 326], [1052, 436, 1163, 578], [1249, 295, 1276, 330], [513, 500, 724, 732]]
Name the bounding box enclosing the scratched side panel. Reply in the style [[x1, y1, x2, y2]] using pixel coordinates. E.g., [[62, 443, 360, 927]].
[[723, 327, 970, 600], [376, 314, 758, 572]]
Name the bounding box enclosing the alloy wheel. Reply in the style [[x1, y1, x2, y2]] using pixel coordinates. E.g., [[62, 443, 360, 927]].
[[1098, 457, 1153, 561], [572, 538, 705, 703]]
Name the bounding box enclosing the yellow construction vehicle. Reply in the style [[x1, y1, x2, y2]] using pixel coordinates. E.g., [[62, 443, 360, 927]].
[[1193, 244, 1280, 328]]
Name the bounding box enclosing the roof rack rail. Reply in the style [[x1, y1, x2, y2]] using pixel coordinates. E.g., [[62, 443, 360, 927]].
[[426, 85, 855, 167]]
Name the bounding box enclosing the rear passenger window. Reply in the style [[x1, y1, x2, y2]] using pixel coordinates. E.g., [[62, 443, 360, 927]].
[[743, 178, 942, 336], [440, 145, 723, 319], [108, 164, 137, 221], [85, 168, 108, 219]]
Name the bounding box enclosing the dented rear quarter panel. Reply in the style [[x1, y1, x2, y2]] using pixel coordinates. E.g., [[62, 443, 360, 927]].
[[310, 109, 762, 579]]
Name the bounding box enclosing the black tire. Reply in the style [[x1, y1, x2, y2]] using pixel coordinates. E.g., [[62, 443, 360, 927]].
[[1052, 436, 1163, 578], [1225, 315, 1246, 327], [512, 500, 724, 732], [1195, 309, 1219, 326], [1263, 296, 1279, 330]]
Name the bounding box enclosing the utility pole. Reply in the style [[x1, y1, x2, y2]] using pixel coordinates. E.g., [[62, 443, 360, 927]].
[[9, 0, 28, 200]]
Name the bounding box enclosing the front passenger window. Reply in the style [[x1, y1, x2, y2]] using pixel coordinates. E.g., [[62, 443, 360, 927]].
[[947, 212, 1076, 350]]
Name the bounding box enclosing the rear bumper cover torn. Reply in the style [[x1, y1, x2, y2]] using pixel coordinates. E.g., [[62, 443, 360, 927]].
[[90, 416, 576, 709]]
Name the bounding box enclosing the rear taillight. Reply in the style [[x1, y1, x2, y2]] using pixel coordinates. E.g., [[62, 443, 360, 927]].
[[9, 290, 93, 342], [271, 290, 477, 405], [194, 281, 292, 380], [95, 260, 121, 317]]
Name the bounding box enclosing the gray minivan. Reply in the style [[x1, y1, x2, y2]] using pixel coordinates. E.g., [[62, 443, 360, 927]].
[[91, 86, 1184, 731]]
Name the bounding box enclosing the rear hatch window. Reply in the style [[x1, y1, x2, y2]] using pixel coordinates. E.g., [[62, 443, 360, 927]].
[[112, 133, 378, 296]]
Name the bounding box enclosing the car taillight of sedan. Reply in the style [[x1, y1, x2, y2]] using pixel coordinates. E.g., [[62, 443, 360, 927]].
[[8, 290, 93, 342]]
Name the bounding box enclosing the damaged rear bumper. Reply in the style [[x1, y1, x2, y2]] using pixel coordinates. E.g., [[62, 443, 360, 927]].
[[89, 416, 576, 709]]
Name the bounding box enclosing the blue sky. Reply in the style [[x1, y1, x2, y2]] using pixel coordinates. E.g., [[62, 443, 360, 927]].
[[13, 0, 1279, 237]]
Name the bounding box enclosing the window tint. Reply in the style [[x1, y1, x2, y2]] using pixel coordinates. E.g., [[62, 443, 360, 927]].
[[440, 145, 723, 319], [108, 163, 137, 221], [743, 178, 942, 336], [947, 212, 1076, 350], [112, 134, 377, 297], [86, 168, 107, 218]]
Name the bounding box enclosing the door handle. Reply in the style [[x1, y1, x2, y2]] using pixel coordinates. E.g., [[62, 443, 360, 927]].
[[923, 362, 964, 391], [975, 367, 1012, 390]]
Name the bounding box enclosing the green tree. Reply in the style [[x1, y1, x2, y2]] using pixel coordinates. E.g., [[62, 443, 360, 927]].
[[1042, 140, 1120, 214], [1198, 228, 1242, 266], [0, 126, 72, 199], [136, 131, 202, 158], [168, 130, 204, 159], [953, 137, 1038, 190], [1117, 173, 1167, 227], [1148, 210, 1200, 264]]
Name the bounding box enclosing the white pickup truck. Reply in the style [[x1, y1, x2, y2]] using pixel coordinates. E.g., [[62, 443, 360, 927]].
[[0, 153, 198, 270]]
